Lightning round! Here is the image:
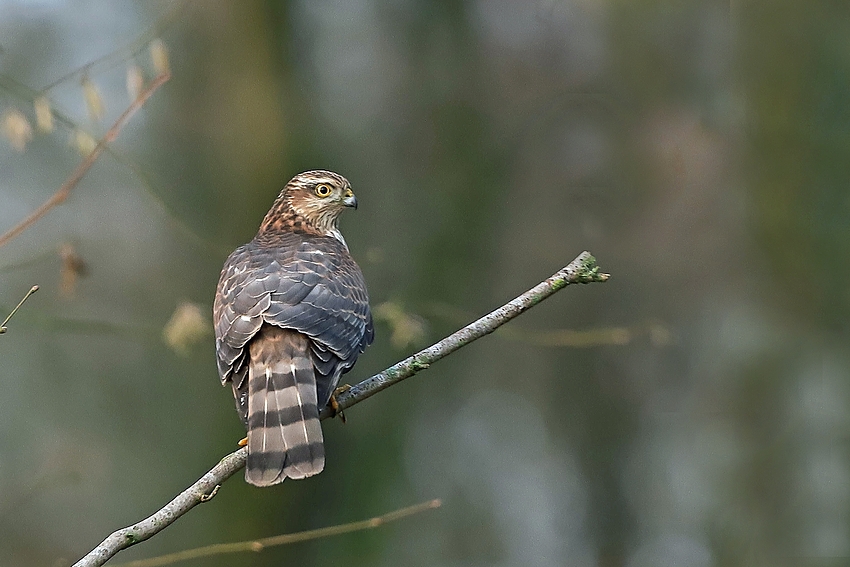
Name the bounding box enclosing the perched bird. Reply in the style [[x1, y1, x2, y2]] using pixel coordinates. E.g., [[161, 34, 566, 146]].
[[213, 170, 373, 486]]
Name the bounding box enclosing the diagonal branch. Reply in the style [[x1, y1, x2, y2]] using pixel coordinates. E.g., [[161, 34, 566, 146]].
[[0, 284, 38, 333], [0, 71, 171, 248], [72, 251, 609, 567]]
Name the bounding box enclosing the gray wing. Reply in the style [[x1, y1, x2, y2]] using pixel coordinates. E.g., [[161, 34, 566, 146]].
[[214, 232, 373, 412]]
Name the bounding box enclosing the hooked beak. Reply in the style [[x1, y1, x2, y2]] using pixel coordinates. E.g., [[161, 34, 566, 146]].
[[343, 189, 358, 209]]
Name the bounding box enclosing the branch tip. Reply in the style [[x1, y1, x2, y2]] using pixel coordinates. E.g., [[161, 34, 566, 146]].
[[572, 252, 609, 283], [0, 283, 40, 333]]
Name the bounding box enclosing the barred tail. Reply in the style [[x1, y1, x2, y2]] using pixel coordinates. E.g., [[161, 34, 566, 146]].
[[246, 326, 324, 486]]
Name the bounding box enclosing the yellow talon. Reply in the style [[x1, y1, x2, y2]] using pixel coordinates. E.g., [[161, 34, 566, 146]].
[[329, 384, 352, 423]]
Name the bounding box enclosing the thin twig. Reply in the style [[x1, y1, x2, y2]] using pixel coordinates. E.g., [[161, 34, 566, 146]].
[[72, 251, 609, 567], [0, 284, 38, 333], [38, 2, 185, 94], [114, 499, 442, 567], [0, 71, 171, 248]]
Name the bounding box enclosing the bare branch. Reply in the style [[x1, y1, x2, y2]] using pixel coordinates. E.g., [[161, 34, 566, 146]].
[[0, 284, 38, 333], [114, 499, 441, 567], [0, 71, 171, 248], [72, 251, 609, 567]]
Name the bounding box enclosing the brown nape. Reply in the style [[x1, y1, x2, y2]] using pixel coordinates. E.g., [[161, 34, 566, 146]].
[[258, 203, 320, 236], [257, 191, 346, 237]]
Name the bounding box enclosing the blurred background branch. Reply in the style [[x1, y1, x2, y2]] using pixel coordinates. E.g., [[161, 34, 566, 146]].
[[0, 70, 170, 248], [424, 301, 671, 348], [115, 499, 441, 567], [36, 4, 182, 95]]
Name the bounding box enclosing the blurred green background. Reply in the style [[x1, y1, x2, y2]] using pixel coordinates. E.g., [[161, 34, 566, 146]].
[[0, 1, 845, 566]]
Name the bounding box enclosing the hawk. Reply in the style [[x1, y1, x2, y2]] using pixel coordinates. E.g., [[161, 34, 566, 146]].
[[213, 170, 373, 486]]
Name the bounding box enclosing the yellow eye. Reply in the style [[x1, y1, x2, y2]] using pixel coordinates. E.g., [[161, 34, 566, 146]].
[[314, 184, 332, 197]]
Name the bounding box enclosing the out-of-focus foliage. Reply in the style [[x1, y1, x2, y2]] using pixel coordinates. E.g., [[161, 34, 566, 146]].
[[0, 1, 844, 566]]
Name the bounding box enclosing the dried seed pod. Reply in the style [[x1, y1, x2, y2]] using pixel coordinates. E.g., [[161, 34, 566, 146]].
[[3, 109, 32, 151], [34, 96, 53, 133], [126, 65, 145, 101], [81, 76, 104, 121], [150, 39, 170, 76], [70, 128, 97, 156], [163, 302, 211, 355]]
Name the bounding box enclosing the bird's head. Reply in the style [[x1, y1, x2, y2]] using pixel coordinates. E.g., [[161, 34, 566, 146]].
[[259, 170, 358, 239]]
